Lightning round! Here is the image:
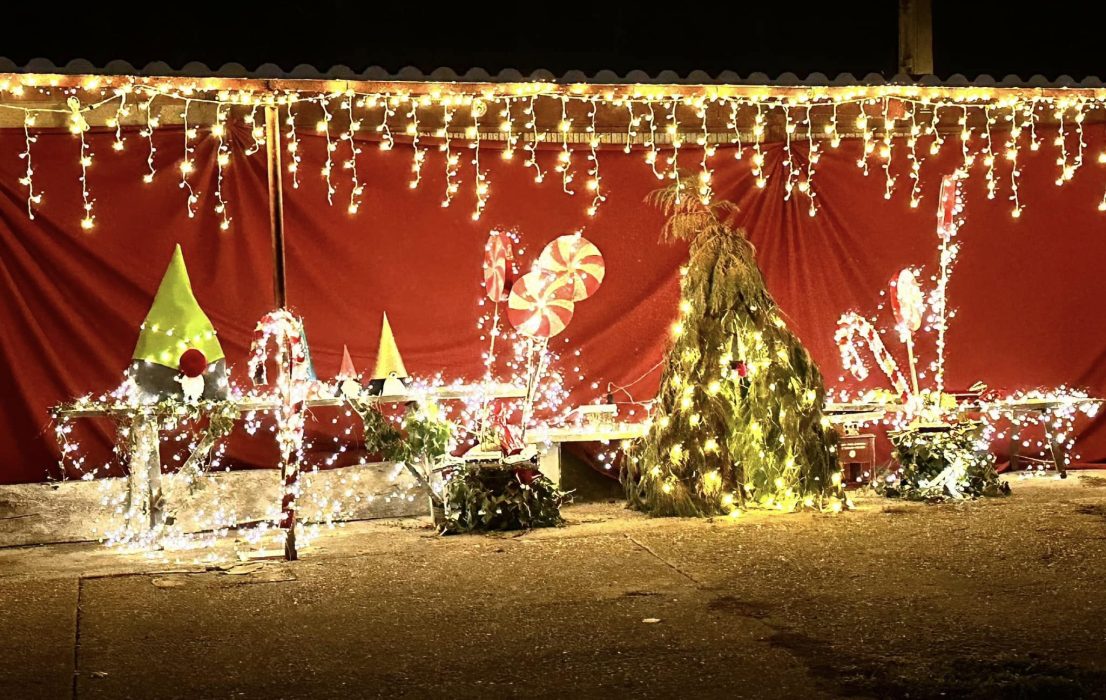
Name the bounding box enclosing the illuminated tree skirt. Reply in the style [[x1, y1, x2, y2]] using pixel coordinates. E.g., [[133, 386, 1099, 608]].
[[880, 423, 1010, 502], [438, 460, 566, 534]]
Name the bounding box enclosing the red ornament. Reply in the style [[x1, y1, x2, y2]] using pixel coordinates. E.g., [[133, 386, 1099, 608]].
[[514, 467, 540, 486], [733, 361, 748, 378], [179, 348, 208, 378]]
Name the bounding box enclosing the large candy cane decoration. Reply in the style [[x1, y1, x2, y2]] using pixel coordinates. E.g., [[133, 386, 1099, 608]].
[[835, 312, 911, 398], [249, 309, 311, 560]]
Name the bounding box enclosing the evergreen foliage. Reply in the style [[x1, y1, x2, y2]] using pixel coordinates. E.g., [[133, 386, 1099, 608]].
[[625, 181, 846, 516]]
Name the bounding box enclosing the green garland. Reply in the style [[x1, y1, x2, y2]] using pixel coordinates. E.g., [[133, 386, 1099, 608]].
[[879, 422, 1010, 501], [439, 463, 566, 534]]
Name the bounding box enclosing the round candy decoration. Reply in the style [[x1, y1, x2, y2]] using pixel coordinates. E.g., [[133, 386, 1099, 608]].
[[889, 268, 924, 333], [536, 234, 605, 301], [507, 270, 575, 338], [483, 231, 512, 302]]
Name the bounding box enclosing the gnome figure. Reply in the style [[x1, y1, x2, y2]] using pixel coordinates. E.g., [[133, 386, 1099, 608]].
[[129, 244, 229, 402], [367, 313, 411, 397], [336, 344, 362, 399]]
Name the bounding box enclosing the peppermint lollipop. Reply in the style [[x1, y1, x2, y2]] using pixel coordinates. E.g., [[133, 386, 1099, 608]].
[[483, 231, 512, 302], [507, 270, 575, 338], [536, 234, 605, 301], [889, 268, 924, 333]]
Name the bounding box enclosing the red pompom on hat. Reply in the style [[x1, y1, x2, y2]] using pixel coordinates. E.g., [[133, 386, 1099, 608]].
[[179, 348, 208, 378]]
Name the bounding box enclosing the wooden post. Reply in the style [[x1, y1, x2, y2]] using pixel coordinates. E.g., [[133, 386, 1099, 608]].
[[264, 104, 288, 309], [898, 0, 934, 75]]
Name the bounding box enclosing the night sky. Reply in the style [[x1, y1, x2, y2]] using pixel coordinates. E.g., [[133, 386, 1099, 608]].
[[5, 3, 1106, 80]]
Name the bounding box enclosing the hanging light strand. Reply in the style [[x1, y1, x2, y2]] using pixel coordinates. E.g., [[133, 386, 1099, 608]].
[[906, 103, 922, 207], [440, 102, 460, 207], [343, 95, 363, 214], [471, 100, 488, 220], [318, 96, 336, 204], [586, 97, 605, 216], [803, 104, 818, 216], [244, 103, 265, 156], [697, 98, 714, 205], [140, 96, 158, 184], [179, 99, 197, 218], [406, 97, 424, 189], [213, 104, 232, 230], [18, 111, 39, 219], [555, 95, 575, 195], [523, 95, 544, 184]]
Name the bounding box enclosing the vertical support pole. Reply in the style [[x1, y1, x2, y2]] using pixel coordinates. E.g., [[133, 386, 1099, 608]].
[[265, 103, 288, 309], [898, 0, 934, 76]]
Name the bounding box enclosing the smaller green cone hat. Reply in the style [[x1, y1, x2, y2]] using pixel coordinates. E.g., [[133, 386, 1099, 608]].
[[132, 244, 225, 369]]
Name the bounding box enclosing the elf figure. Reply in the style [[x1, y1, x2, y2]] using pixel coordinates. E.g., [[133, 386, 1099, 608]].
[[129, 244, 228, 402], [336, 344, 362, 399]]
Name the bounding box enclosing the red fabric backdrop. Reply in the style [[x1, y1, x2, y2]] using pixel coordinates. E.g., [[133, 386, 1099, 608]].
[[2, 121, 1105, 484]]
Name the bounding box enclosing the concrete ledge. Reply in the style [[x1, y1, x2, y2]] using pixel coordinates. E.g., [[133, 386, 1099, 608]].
[[0, 463, 426, 547]]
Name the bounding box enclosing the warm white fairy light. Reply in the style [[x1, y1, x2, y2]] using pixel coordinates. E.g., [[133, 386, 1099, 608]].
[[375, 92, 396, 151], [1071, 99, 1087, 181], [856, 103, 873, 175], [1053, 101, 1070, 186], [906, 103, 922, 207], [780, 104, 796, 200], [179, 99, 197, 218], [927, 102, 944, 156], [555, 95, 575, 194], [18, 111, 40, 218], [751, 102, 766, 188], [499, 96, 517, 161], [343, 95, 364, 214], [407, 97, 424, 188], [470, 101, 488, 220], [318, 96, 336, 204], [140, 96, 158, 184], [1007, 104, 1023, 217], [827, 101, 841, 149], [956, 106, 975, 177], [109, 88, 128, 152], [665, 98, 683, 201], [244, 103, 265, 156], [1027, 99, 1041, 152], [803, 104, 818, 216], [439, 102, 460, 207], [213, 105, 232, 230], [72, 103, 96, 230], [585, 98, 605, 216], [285, 101, 302, 188], [645, 101, 663, 179], [880, 99, 895, 199], [697, 99, 714, 205], [982, 106, 997, 200], [523, 95, 544, 183], [727, 98, 744, 158], [624, 100, 639, 155]]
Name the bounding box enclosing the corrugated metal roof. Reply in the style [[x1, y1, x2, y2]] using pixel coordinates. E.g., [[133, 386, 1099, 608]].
[[2, 57, 1104, 89]]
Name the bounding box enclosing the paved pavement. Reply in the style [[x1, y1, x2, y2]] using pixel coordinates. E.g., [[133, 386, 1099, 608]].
[[3, 474, 1106, 699]]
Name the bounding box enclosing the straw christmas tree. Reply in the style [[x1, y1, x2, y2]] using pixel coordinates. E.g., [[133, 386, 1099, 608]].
[[625, 182, 845, 516]]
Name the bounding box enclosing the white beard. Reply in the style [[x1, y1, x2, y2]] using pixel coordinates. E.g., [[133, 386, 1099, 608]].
[[177, 374, 205, 402]]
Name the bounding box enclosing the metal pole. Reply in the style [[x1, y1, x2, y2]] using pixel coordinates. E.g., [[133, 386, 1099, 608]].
[[265, 104, 288, 308]]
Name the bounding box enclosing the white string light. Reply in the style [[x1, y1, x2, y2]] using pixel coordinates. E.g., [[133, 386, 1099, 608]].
[[523, 95, 544, 183], [585, 98, 605, 216], [555, 95, 575, 195], [471, 99, 488, 220], [751, 102, 766, 188], [343, 95, 363, 214], [140, 96, 158, 184], [439, 101, 460, 207], [285, 101, 301, 189], [18, 111, 40, 218], [317, 96, 336, 204], [179, 99, 197, 218], [406, 97, 424, 189], [213, 104, 232, 230]]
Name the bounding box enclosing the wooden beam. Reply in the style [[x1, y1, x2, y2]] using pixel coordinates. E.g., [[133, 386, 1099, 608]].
[[899, 0, 934, 75], [264, 104, 287, 309]]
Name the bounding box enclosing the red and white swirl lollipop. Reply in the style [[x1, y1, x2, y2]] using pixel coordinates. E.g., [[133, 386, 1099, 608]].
[[483, 231, 512, 302], [536, 234, 605, 301], [507, 270, 575, 338]]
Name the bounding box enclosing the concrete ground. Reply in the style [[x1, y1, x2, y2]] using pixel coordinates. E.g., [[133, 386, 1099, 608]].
[[3, 474, 1106, 699]]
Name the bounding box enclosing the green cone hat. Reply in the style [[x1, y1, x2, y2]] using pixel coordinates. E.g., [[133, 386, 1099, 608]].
[[132, 244, 225, 370]]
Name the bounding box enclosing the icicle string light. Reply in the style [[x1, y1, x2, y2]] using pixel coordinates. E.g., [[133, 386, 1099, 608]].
[[7, 82, 1106, 225], [213, 104, 232, 230], [18, 111, 39, 218], [318, 96, 336, 204], [343, 96, 363, 214], [178, 99, 198, 218]]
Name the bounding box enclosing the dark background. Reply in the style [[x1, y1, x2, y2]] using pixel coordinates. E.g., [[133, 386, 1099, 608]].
[[4, 3, 1105, 79]]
